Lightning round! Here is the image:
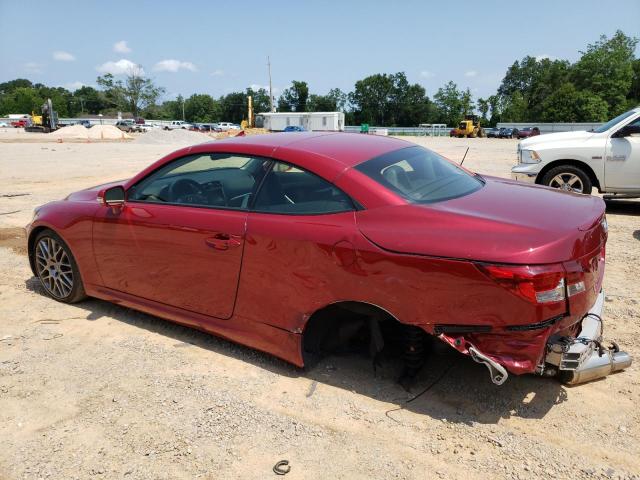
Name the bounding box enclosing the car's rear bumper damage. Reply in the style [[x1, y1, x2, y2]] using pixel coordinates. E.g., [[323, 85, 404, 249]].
[[542, 290, 632, 385], [437, 290, 632, 385]]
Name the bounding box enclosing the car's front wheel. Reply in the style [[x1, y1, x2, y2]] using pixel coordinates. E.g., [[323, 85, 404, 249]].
[[33, 230, 86, 303], [541, 165, 592, 194]]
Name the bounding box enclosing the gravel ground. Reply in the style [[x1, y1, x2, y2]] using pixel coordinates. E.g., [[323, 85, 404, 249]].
[[0, 135, 639, 479]]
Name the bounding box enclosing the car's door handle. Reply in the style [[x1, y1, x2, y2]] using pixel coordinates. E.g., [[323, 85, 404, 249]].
[[205, 233, 241, 251]]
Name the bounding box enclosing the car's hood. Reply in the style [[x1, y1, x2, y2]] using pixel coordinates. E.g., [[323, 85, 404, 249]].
[[356, 176, 605, 264], [520, 130, 594, 148]]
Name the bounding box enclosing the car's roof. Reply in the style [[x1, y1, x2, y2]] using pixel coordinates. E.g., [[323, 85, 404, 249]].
[[205, 132, 412, 168]]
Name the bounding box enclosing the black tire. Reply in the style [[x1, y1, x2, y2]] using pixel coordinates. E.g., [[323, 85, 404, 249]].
[[33, 229, 87, 303], [541, 165, 593, 195]]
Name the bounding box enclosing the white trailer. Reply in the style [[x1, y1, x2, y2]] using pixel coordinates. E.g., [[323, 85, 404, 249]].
[[255, 112, 345, 132]]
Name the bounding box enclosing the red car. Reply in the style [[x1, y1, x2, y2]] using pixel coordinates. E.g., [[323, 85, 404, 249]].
[[11, 119, 28, 128], [26, 133, 630, 386], [517, 127, 541, 139]]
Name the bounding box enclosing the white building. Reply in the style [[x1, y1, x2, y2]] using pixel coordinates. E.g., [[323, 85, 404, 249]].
[[255, 112, 345, 132]]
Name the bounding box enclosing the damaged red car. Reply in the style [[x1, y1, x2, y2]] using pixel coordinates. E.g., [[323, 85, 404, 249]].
[[26, 133, 631, 385]]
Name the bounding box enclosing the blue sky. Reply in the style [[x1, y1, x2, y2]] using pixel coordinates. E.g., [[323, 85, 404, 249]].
[[1, 0, 639, 101]]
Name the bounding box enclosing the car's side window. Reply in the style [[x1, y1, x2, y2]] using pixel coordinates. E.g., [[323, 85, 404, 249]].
[[252, 161, 354, 215], [128, 153, 270, 210]]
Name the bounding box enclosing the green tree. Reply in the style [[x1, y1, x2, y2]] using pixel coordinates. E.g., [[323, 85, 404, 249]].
[[433, 81, 464, 126], [73, 86, 107, 114], [350, 73, 396, 124], [487, 95, 500, 125], [572, 30, 638, 116], [96, 66, 164, 117], [628, 58, 640, 105], [278, 80, 309, 112], [477, 97, 489, 123], [218, 92, 248, 123], [500, 91, 528, 122], [541, 83, 609, 122], [307, 93, 337, 112], [0, 86, 42, 115], [349, 73, 430, 125], [184, 94, 219, 122], [246, 87, 270, 114], [0, 78, 34, 94]]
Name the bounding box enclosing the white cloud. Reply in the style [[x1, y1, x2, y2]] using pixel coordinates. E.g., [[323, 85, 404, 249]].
[[153, 59, 197, 72], [64, 81, 86, 91], [210, 69, 225, 77], [464, 70, 478, 77], [420, 70, 435, 78], [96, 59, 143, 75], [53, 51, 75, 61], [535, 54, 557, 61], [113, 40, 131, 53], [23, 62, 43, 74]]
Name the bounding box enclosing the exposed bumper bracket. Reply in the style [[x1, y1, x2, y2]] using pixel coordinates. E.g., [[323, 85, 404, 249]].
[[469, 345, 509, 385]]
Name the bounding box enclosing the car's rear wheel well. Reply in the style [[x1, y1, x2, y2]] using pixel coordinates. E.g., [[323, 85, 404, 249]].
[[536, 160, 601, 192], [302, 301, 430, 381]]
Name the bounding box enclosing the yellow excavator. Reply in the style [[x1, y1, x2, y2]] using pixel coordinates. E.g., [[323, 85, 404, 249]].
[[25, 98, 59, 133], [455, 115, 484, 138]]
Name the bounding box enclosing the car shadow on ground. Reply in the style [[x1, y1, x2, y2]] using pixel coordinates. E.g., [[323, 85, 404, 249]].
[[605, 198, 640, 216], [25, 276, 568, 425]]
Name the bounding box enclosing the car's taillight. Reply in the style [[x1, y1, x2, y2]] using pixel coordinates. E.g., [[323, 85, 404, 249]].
[[477, 263, 567, 304]]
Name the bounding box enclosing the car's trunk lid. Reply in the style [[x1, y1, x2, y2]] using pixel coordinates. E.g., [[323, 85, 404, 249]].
[[356, 176, 606, 265]]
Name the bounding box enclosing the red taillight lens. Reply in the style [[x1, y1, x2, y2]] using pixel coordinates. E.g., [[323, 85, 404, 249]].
[[477, 263, 566, 304]]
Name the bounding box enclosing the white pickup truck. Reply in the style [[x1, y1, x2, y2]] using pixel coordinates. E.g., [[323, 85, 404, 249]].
[[164, 120, 193, 131], [511, 107, 640, 196]]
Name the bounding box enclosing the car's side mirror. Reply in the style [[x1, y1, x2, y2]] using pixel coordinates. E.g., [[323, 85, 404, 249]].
[[102, 186, 126, 209]]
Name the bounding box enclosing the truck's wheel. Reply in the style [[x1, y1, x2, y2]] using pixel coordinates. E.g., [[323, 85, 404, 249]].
[[541, 165, 592, 194]]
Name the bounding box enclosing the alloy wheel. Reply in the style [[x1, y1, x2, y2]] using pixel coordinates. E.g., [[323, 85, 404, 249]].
[[549, 173, 584, 193], [35, 237, 74, 298]]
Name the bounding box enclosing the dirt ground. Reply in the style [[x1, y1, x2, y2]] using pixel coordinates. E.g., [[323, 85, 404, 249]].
[[0, 133, 639, 480]]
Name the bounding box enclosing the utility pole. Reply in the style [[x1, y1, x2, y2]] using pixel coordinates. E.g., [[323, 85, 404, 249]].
[[182, 97, 185, 121], [267, 56, 275, 112]]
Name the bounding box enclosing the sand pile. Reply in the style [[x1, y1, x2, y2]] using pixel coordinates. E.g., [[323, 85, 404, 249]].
[[49, 124, 89, 139], [88, 125, 132, 140], [133, 128, 212, 145], [49, 124, 132, 140]]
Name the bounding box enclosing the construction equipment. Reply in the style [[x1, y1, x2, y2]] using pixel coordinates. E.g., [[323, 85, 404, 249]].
[[25, 98, 58, 133], [456, 114, 484, 138]]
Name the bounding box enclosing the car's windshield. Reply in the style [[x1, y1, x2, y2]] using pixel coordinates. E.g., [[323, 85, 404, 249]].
[[356, 146, 483, 204], [593, 109, 638, 133]]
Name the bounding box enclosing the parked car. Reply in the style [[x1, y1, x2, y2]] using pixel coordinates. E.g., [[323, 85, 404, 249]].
[[512, 107, 640, 195], [26, 133, 629, 386], [0, 121, 9, 127], [215, 122, 235, 132], [449, 128, 458, 137], [164, 120, 193, 130], [11, 119, 27, 128], [115, 120, 137, 133], [78, 120, 92, 128], [518, 127, 540, 139], [485, 128, 500, 138], [497, 127, 519, 138], [283, 125, 305, 132]]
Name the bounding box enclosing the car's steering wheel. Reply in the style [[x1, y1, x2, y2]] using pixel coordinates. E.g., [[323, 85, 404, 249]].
[[169, 178, 206, 204]]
